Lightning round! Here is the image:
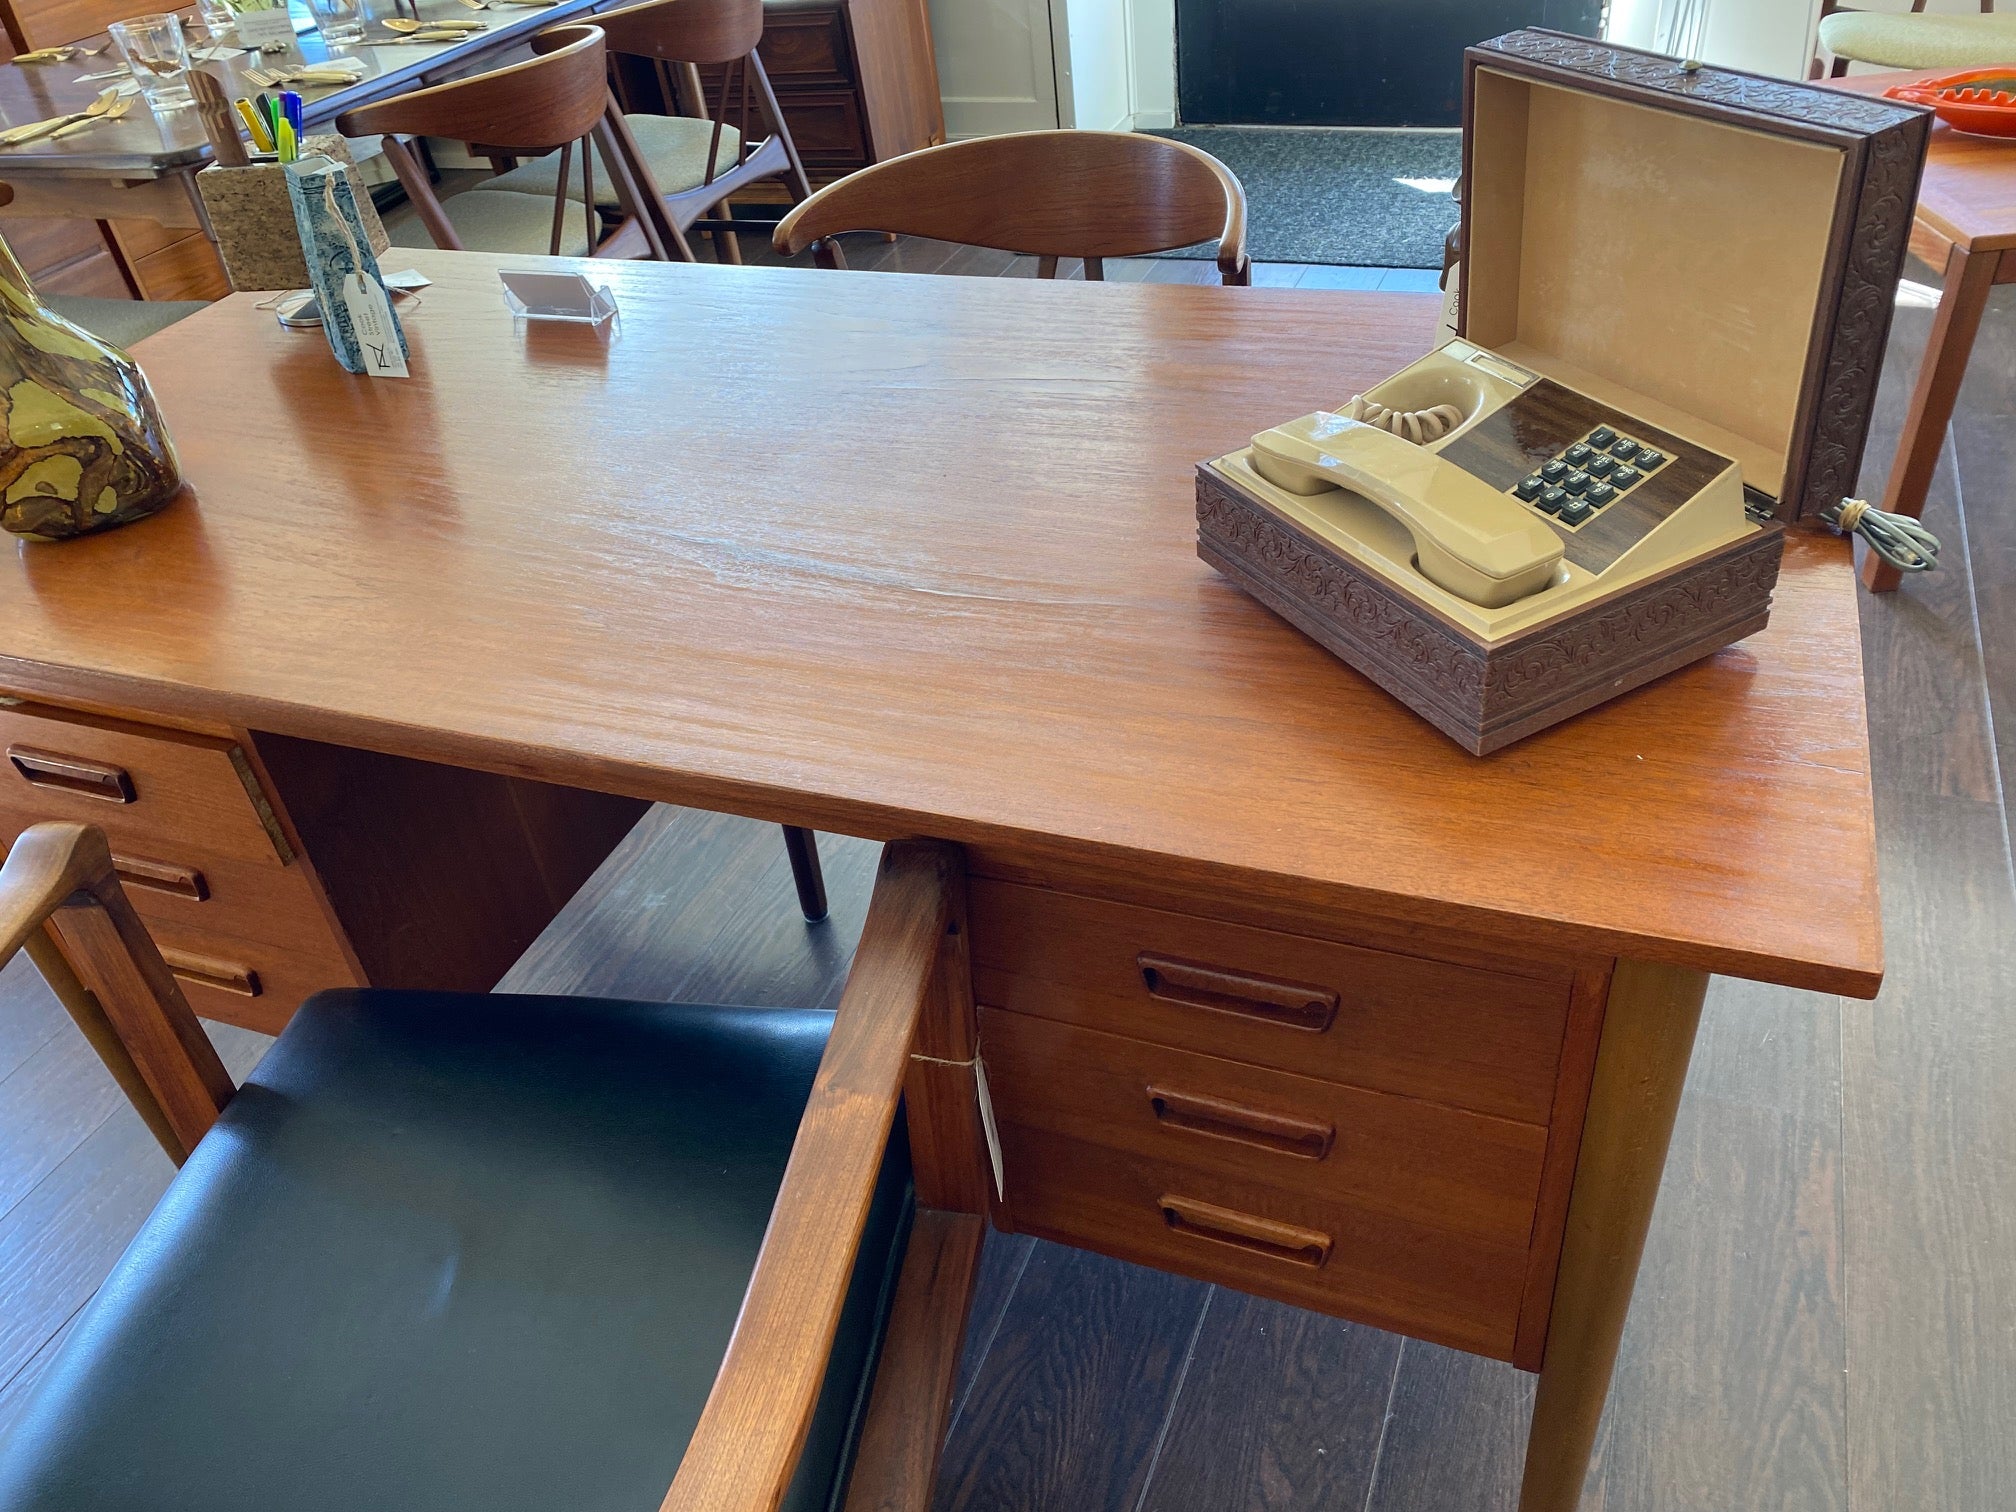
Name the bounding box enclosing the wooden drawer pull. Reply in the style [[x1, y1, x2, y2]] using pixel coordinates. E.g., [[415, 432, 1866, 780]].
[[1147, 1084, 1335, 1160], [112, 854, 209, 902], [161, 948, 260, 998], [1137, 953, 1338, 1032], [7, 745, 136, 804], [1159, 1194, 1332, 1268]]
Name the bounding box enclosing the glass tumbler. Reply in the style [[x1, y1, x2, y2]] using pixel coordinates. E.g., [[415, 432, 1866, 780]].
[[109, 13, 194, 111], [194, 0, 239, 49], [306, 0, 367, 46]]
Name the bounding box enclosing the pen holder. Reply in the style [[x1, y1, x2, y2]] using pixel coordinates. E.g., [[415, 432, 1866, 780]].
[[284, 153, 407, 376], [196, 135, 389, 293]]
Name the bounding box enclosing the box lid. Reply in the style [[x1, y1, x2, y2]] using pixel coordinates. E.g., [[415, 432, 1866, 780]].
[[1458, 30, 1930, 526]]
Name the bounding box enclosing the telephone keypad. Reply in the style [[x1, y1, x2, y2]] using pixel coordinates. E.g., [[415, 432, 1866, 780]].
[[1502, 424, 1675, 531]]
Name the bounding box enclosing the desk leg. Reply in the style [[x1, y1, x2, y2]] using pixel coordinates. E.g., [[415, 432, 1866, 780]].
[[1518, 959, 1708, 1512], [1866, 242, 2001, 593]]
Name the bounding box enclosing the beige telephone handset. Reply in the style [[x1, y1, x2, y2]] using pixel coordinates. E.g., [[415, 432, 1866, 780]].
[[1215, 340, 1761, 641], [1249, 415, 1560, 609]]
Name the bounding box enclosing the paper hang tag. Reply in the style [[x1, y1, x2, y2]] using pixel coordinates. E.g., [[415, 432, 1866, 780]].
[[341, 272, 408, 379], [973, 1058, 1005, 1201]]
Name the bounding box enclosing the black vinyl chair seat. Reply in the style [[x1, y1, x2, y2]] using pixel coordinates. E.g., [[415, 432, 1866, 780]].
[[0, 989, 914, 1512]]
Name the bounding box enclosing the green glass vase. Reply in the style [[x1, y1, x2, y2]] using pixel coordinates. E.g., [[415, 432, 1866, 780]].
[[0, 234, 182, 542]]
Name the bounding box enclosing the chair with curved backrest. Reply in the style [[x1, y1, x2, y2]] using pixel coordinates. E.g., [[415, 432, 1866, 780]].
[[337, 25, 668, 260], [0, 821, 963, 1512], [772, 129, 1250, 284], [484, 0, 811, 264], [1813, 0, 2012, 78]]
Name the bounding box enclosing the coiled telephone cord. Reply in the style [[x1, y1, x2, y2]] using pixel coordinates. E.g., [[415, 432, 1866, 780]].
[[1822, 497, 1941, 574], [1338, 395, 1466, 445]]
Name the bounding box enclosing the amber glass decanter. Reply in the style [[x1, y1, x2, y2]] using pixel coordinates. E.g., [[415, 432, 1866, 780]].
[[0, 233, 182, 542]]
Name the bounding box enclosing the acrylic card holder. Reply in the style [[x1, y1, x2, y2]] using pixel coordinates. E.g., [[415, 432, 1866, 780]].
[[284, 154, 407, 378]]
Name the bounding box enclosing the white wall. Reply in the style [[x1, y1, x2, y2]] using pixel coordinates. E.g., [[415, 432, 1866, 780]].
[[929, 0, 1062, 137], [1052, 0, 1136, 130], [1608, 0, 1828, 80]]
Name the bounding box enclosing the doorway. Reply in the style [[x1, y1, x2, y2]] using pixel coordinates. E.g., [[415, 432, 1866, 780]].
[[1177, 0, 1604, 126]]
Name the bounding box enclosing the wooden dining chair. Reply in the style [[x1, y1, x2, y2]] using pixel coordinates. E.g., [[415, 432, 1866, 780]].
[[484, 0, 813, 264], [1812, 0, 2007, 78], [772, 129, 1251, 284], [0, 821, 973, 1512], [336, 25, 669, 260]]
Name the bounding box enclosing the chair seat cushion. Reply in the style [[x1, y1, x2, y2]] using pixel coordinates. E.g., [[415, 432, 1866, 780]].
[[43, 295, 207, 352], [488, 114, 745, 208], [390, 187, 596, 256], [0, 990, 913, 1512], [1819, 12, 2016, 70]]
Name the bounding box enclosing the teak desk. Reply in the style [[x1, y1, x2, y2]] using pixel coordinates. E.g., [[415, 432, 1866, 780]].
[[0, 251, 1883, 1512]]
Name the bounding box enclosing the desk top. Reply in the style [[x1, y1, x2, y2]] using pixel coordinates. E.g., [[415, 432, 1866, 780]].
[[1835, 69, 2016, 254], [0, 0, 598, 177], [0, 251, 1883, 995]]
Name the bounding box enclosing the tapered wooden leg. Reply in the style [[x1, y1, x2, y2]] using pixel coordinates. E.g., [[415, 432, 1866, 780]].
[[1518, 959, 1708, 1512], [782, 824, 828, 922], [1865, 242, 2000, 592]]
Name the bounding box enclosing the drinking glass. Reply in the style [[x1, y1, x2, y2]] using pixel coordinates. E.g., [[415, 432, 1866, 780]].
[[306, 0, 366, 46], [194, 0, 239, 48], [109, 13, 193, 111]]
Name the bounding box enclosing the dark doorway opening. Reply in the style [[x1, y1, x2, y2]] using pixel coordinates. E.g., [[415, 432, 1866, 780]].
[[1177, 1, 1604, 127]]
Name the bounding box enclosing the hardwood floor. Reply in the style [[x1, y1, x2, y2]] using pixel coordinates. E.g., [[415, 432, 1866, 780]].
[[0, 251, 2009, 1511]]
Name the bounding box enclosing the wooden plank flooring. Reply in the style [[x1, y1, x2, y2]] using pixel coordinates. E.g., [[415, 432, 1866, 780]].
[[0, 251, 2009, 1512]]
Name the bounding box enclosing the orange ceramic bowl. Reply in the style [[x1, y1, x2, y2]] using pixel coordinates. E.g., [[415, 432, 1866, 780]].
[[1885, 67, 2016, 138]]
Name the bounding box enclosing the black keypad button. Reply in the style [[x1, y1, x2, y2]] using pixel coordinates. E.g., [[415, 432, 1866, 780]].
[[1538, 486, 1567, 513], [1589, 425, 1617, 448], [1610, 436, 1639, 458], [1565, 442, 1592, 465], [1563, 470, 1591, 495], [1611, 465, 1641, 489], [1514, 475, 1544, 500], [1586, 481, 1617, 505], [1560, 499, 1594, 525], [1541, 459, 1568, 482], [1586, 454, 1617, 478], [1636, 447, 1666, 469]]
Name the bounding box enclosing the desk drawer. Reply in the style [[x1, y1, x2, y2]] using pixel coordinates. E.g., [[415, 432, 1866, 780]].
[[106, 847, 350, 958], [149, 922, 362, 1035], [969, 879, 1573, 1123], [0, 704, 292, 869], [996, 1122, 1527, 1360], [980, 1008, 1546, 1247]]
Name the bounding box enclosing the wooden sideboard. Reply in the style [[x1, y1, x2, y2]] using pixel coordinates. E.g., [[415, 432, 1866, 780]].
[[0, 697, 647, 1032]]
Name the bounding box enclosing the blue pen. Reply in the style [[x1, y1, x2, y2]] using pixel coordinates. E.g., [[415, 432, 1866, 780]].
[[281, 90, 303, 143]]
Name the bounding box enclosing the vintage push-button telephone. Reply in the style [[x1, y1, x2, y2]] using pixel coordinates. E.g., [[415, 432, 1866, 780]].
[[1214, 339, 1760, 639], [1195, 34, 1937, 753]]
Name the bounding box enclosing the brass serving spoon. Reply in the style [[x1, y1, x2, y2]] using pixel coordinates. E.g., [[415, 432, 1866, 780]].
[[0, 87, 121, 147]]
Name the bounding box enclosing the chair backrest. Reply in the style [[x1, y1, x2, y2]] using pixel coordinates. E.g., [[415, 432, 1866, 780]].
[[772, 130, 1249, 283], [594, 0, 763, 65], [336, 24, 609, 153]]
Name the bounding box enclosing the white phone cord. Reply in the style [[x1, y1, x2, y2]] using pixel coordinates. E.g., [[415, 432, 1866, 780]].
[[1825, 496, 1941, 574], [1338, 394, 1466, 445]]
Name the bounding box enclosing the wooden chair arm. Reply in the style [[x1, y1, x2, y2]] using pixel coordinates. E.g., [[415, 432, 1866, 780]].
[[660, 837, 962, 1512], [0, 823, 232, 1162]]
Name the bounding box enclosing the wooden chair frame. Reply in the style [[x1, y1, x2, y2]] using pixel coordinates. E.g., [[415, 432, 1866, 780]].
[[0, 821, 981, 1512], [772, 129, 1251, 285], [336, 25, 670, 261], [593, 0, 815, 266], [1811, 0, 1998, 78]]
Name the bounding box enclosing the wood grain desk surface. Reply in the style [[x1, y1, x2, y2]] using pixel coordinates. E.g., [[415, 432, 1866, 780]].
[[0, 0, 602, 178], [0, 250, 1881, 996], [1833, 70, 2016, 253]]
